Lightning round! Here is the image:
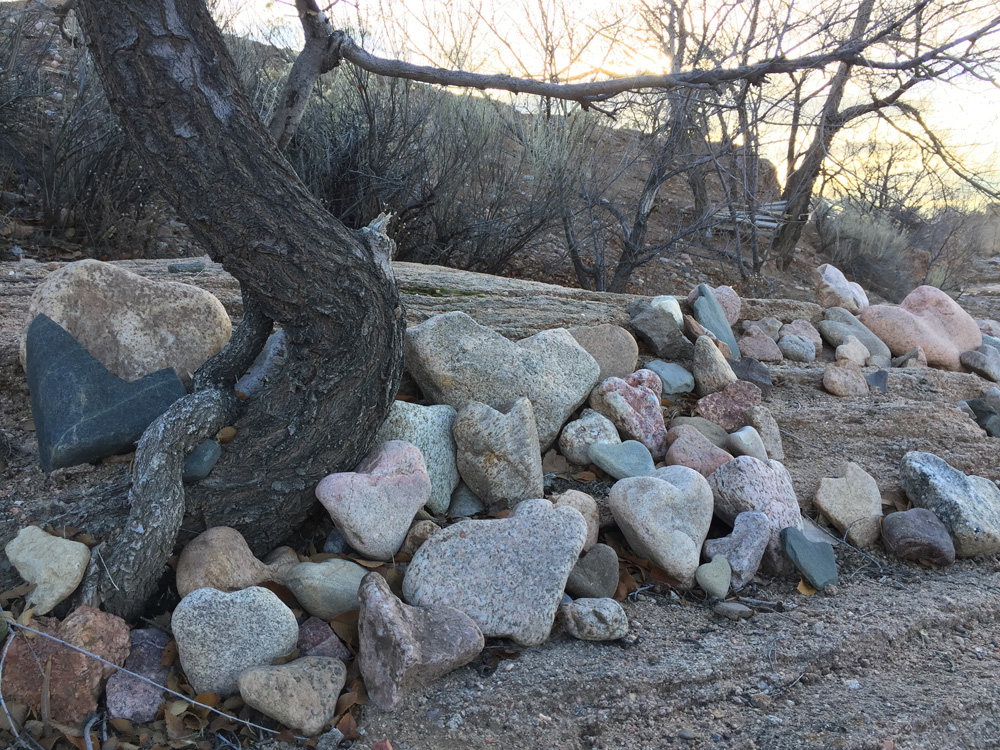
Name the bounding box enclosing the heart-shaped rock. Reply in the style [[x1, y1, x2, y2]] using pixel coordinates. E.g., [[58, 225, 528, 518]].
[[703, 511, 770, 590], [25, 314, 187, 472], [176, 526, 293, 598], [558, 408, 621, 465], [404, 311, 599, 449], [608, 466, 713, 588], [316, 441, 431, 560], [565, 543, 619, 599], [588, 440, 655, 480], [402, 498, 587, 646], [238, 657, 347, 735], [590, 373, 667, 458], [359, 572, 484, 710], [695, 556, 731, 599]]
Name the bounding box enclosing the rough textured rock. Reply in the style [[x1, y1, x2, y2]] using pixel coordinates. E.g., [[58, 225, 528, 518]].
[[403, 498, 587, 646], [899, 451, 1000, 557], [703, 512, 770, 590], [860, 286, 982, 371], [453, 398, 545, 511], [316, 441, 432, 560], [892, 346, 928, 368], [781, 527, 838, 590], [239, 657, 347, 735], [881, 508, 956, 566], [4, 525, 89, 614], [404, 311, 600, 449], [778, 320, 824, 352], [669, 416, 728, 448], [298, 616, 352, 661], [692, 284, 741, 358], [283, 559, 369, 619], [176, 526, 292, 598], [559, 598, 629, 641], [588, 440, 656, 480], [664, 425, 733, 477], [649, 295, 683, 325], [727, 356, 773, 395], [693, 335, 738, 397], [20, 259, 231, 383], [558, 408, 621, 466], [777, 334, 815, 363], [813, 462, 882, 547], [695, 380, 762, 431], [741, 406, 784, 460], [565, 543, 619, 599], [171, 586, 299, 696], [738, 327, 782, 362], [25, 314, 187, 471], [742, 318, 782, 341], [818, 308, 892, 367], [644, 359, 695, 395], [609, 468, 714, 588], [399, 520, 441, 557], [1, 606, 129, 726], [105, 629, 172, 723], [630, 302, 695, 360], [960, 345, 1000, 382], [376, 401, 460, 515], [865, 369, 889, 393], [552, 490, 599, 552], [589, 374, 667, 459], [568, 324, 639, 382], [823, 362, 870, 397], [835, 335, 870, 366], [814, 263, 869, 314], [358, 572, 484, 711], [695, 556, 731, 599], [709, 457, 803, 574], [725, 426, 768, 462]]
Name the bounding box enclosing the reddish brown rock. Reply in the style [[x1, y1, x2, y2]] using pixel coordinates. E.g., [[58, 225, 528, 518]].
[[297, 617, 352, 661], [664, 425, 734, 477], [2, 606, 130, 726], [737, 327, 782, 362], [695, 381, 762, 431]]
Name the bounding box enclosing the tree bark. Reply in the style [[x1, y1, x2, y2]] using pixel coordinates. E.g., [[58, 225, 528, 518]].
[[74, 0, 405, 615]]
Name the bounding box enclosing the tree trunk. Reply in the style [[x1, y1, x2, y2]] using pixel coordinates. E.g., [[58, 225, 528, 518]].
[[74, 0, 404, 617]]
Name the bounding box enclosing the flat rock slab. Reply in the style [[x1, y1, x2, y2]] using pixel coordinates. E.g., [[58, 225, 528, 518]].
[[25, 314, 187, 471], [781, 526, 838, 590], [818, 308, 892, 367], [402, 498, 587, 647]]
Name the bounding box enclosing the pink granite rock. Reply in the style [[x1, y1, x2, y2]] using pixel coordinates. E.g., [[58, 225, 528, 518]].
[[703, 511, 770, 590], [859, 286, 982, 371], [316, 440, 431, 560], [814, 263, 869, 314], [590, 375, 668, 459], [737, 327, 783, 362], [664, 425, 734, 477], [695, 380, 762, 431], [176, 526, 294, 598], [624, 368, 663, 395], [687, 285, 741, 326], [823, 362, 869, 397], [709, 456, 803, 575]]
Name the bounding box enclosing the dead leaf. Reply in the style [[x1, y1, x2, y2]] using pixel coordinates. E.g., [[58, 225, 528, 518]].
[[166, 700, 190, 716], [0, 582, 36, 607], [573, 470, 597, 481], [109, 719, 135, 735], [335, 691, 358, 715], [797, 579, 817, 596], [335, 712, 359, 740], [330, 610, 360, 652], [349, 558, 388, 569], [163, 710, 190, 740], [541, 450, 571, 474], [274, 729, 298, 743], [160, 640, 178, 667], [257, 580, 299, 609]]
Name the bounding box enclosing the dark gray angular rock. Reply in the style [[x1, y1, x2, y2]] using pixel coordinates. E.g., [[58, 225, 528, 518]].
[[692, 284, 741, 358], [358, 573, 484, 711], [182, 439, 221, 483], [961, 345, 1000, 382], [864, 370, 889, 393], [892, 348, 925, 367], [167, 261, 206, 274], [630, 303, 695, 359], [565, 543, 619, 599], [881, 508, 955, 566], [780, 526, 838, 590], [727, 356, 772, 395], [25, 314, 187, 472]]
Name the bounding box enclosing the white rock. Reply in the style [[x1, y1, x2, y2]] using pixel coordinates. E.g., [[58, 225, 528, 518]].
[[650, 295, 683, 327], [558, 408, 621, 466], [559, 598, 629, 640], [4, 526, 90, 615]]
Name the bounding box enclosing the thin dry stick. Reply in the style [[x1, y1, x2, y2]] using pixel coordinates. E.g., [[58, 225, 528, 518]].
[[1, 622, 310, 742]]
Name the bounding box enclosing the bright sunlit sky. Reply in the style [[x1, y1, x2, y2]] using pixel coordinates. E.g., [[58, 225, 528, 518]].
[[218, 0, 1000, 197]]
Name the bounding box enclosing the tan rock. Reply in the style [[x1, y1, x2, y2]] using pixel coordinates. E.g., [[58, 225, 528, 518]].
[[859, 286, 982, 371], [4, 525, 90, 614], [20, 259, 231, 383], [176, 526, 280, 598], [835, 335, 870, 366], [238, 657, 347, 735], [551, 490, 599, 552], [814, 263, 869, 314], [823, 362, 869, 397], [814, 462, 882, 547], [568, 324, 639, 382], [400, 520, 441, 557]]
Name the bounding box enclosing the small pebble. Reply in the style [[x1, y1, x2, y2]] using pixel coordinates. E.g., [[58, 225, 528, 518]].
[[217, 426, 237, 443], [678, 728, 697, 741], [713, 601, 753, 620]]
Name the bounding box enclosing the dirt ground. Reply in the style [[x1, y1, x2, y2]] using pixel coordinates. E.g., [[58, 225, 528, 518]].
[[3, 258, 1000, 750]]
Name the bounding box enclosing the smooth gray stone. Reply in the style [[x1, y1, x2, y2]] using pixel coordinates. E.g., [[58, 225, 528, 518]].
[[695, 556, 731, 599], [693, 284, 740, 358], [881, 508, 955, 566], [780, 526, 838, 590], [982, 334, 1000, 353], [234, 328, 287, 400], [565, 543, 619, 599], [818, 308, 892, 366], [322, 527, 354, 555], [182, 439, 222, 483], [588, 440, 655, 480], [891, 348, 924, 367], [960, 345, 1000, 382], [167, 261, 206, 274], [669, 416, 728, 448], [864, 370, 889, 393], [981, 387, 1000, 414], [777, 334, 815, 363], [448, 482, 486, 517], [644, 360, 695, 395], [630, 303, 695, 360], [26, 314, 187, 472]]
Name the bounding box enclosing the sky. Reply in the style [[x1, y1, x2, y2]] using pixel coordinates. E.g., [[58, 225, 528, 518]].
[[219, 0, 1000, 197]]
